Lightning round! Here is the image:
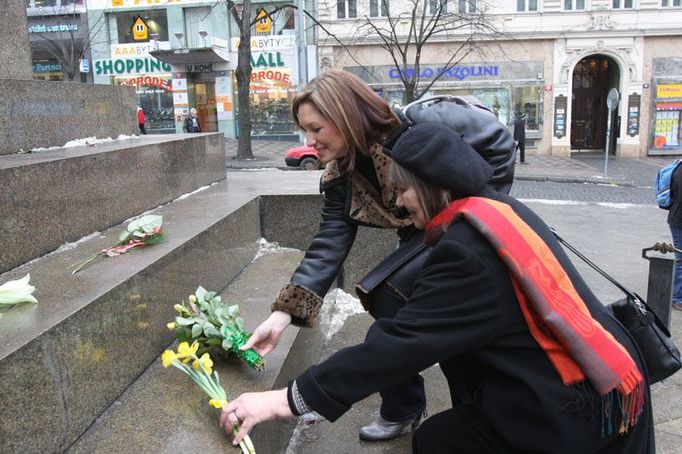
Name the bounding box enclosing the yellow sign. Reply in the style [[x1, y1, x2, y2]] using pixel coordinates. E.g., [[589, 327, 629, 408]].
[[255, 8, 272, 34], [112, 0, 123, 5], [657, 84, 682, 99], [131, 16, 148, 41]]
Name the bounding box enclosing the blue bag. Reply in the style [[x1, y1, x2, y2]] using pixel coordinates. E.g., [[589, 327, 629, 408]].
[[655, 160, 682, 209]]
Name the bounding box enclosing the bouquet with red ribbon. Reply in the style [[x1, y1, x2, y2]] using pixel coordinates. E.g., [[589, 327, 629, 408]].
[[72, 215, 164, 274]]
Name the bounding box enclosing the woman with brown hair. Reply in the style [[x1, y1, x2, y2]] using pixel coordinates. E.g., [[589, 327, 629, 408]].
[[240, 70, 513, 441], [221, 123, 653, 453]]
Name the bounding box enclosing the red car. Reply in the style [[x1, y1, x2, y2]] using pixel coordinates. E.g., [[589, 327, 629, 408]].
[[284, 145, 319, 170]]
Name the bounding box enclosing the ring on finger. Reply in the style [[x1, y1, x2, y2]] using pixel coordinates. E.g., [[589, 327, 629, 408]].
[[233, 410, 243, 424]]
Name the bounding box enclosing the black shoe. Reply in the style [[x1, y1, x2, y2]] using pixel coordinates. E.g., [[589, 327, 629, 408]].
[[358, 411, 426, 441]]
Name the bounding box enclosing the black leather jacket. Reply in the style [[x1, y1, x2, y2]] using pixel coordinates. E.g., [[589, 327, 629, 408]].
[[290, 181, 358, 298]]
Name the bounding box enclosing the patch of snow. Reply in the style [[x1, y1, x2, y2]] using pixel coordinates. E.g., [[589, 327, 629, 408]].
[[31, 134, 140, 152], [253, 238, 300, 261], [19, 231, 102, 269], [175, 184, 211, 200], [519, 199, 649, 209], [319, 288, 365, 341]]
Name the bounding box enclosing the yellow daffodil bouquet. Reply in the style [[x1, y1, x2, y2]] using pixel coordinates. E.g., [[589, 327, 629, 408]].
[[168, 286, 265, 371], [161, 342, 256, 454], [0, 274, 38, 318], [72, 214, 164, 274]]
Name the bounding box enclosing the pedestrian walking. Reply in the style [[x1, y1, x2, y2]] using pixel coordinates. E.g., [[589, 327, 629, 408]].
[[219, 123, 654, 453], [137, 106, 147, 135], [183, 107, 201, 133], [514, 107, 526, 164], [668, 163, 682, 311]]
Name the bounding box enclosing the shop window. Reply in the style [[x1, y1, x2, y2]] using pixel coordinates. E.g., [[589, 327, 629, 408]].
[[652, 82, 682, 151], [116, 10, 168, 44], [370, 0, 390, 17], [34, 0, 57, 7], [429, 0, 447, 14], [513, 86, 542, 132], [116, 74, 175, 133], [337, 0, 357, 18], [437, 87, 509, 125], [458, 0, 477, 13], [662, 0, 681, 6], [612, 0, 634, 7], [517, 0, 538, 11], [564, 0, 586, 9]]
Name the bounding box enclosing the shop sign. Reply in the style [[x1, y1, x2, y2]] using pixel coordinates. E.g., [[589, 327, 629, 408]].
[[250, 68, 291, 88], [388, 65, 500, 81], [120, 75, 172, 90], [33, 62, 62, 73], [251, 52, 285, 68], [185, 63, 215, 73], [28, 24, 78, 33], [627, 93, 640, 137], [232, 36, 296, 51], [79, 58, 89, 73], [657, 84, 682, 99], [131, 16, 149, 41], [108, 0, 222, 7], [255, 8, 272, 34], [111, 42, 170, 59], [94, 57, 171, 75], [553, 95, 567, 139]]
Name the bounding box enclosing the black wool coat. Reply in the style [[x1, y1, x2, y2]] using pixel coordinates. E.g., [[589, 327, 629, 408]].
[[294, 189, 653, 453]]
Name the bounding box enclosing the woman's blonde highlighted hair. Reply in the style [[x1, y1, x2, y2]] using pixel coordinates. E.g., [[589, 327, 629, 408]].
[[292, 70, 401, 174], [390, 161, 452, 224]]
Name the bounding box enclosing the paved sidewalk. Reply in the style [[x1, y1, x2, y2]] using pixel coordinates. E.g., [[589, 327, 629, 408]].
[[227, 138, 675, 186]]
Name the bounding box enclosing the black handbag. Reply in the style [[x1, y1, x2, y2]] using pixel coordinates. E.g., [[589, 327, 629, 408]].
[[552, 229, 682, 384]]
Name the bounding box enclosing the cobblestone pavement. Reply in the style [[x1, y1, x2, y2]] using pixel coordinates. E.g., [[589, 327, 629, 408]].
[[227, 138, 678, 188]]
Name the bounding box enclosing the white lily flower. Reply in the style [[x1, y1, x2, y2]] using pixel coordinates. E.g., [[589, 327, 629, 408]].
[[0, 274, 38, 309]]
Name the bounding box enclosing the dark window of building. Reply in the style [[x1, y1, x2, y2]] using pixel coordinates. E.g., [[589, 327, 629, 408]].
[[517, 0, 538, 11], [337, 0, 357, 18], [430, 0, 447, 14], [116, 10, 168, 44], [662, 0, 681, 6], [370, 0, 389, 16], [612, 0, 634, 7], [458, 0, 477, 13], [564, 0, 586, 10]]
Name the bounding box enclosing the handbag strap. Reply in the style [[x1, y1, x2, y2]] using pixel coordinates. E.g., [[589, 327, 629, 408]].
[[550, 228, 642, 303]]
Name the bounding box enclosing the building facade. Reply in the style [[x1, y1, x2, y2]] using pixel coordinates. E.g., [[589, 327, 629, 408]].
[[85, 0, 312, 138], [314, 0, 682, 156], [26, 0, 91, 82]]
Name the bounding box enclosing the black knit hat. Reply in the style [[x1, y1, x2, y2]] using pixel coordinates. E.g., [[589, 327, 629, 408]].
[[388, 122, 493, 198]]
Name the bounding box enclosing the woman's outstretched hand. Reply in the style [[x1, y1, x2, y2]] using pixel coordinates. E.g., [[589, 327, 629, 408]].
[[241, 311, 292, 356], [220, 389, 292, 446]]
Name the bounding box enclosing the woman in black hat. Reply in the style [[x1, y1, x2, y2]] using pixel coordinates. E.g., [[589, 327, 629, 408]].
[[240, 70, 514, 441], [221, 123, 653, 453]]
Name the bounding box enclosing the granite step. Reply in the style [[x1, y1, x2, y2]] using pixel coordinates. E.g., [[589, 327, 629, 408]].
[[0, 180, 261, 453], [66, 252, 454, 454], [0, 133, 226, 274], [67, 249, 307, 454]]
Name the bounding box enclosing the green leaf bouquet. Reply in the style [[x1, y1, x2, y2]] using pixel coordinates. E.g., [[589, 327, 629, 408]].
[[168, 286, 265, 371]]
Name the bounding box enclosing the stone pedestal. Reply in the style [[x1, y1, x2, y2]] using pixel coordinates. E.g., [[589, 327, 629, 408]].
[[0, 0, 32, 79]]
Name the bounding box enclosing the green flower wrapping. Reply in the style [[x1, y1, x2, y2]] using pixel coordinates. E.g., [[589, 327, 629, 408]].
[[170, 286, 265, 371]]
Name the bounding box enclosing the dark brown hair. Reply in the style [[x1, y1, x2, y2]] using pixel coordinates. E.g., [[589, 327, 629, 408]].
[[292, 70, 401, 174], [390, 161, 452, 223]]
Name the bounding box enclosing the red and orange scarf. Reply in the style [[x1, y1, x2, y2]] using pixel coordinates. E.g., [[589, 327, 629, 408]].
[[425, 197, 644, 435]]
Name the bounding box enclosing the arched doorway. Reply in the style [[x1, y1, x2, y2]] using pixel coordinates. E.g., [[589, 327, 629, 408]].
[[571, 55, 620, 153]]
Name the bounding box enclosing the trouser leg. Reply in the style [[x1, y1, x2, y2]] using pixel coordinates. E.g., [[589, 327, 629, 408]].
[[670, 224, 682, 304], [368, 285, 426, 421], [412, 405, 513, 454]]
